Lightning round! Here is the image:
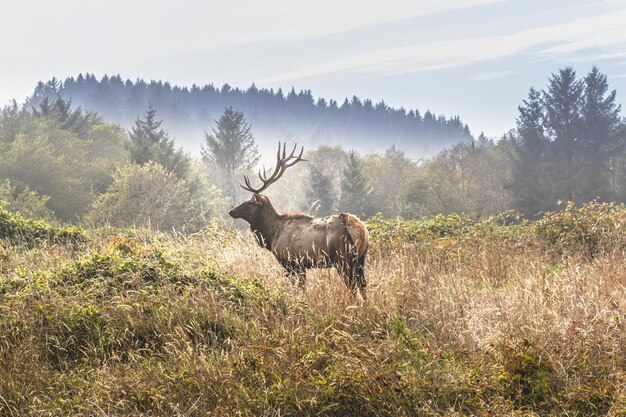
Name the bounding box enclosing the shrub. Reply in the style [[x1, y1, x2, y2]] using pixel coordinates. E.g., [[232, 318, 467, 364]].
[[86, 162, 218, 232], [0, 204, 83, 245], [0, 179, 56, 221], [534, 201, 626, 256]]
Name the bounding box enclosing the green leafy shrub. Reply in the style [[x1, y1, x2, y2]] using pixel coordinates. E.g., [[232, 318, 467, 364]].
[[368, 213, 477, 244], [54, 235, 189, 293], [0, 204, 83, 245], [85, 162, 219, 232], [0, 179, 56, 221], [534, 201, 626, 256]]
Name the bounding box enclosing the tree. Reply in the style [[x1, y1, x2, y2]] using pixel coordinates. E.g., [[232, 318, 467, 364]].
[[33, 96, 100, 138], [304, 165, 336, 216], [403, 142, 512, 219], [508, 87, 553, 215], [542, 67, 584, 201], [339, 151, 372, 216], [363, 145, 418, 216], [127, 105, 190, 179], [543, 67, 584, 145], [577, 66, 623, 200], [201, 106, 260, 202], [508, 67, 625, 214], [0, 114, 128, 221]]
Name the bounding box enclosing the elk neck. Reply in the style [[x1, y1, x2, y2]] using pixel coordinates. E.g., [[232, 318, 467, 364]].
[[249, 198, 281, 250]]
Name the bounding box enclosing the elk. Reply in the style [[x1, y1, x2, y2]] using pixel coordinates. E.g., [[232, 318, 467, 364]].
[[229, 143, 369, 298]]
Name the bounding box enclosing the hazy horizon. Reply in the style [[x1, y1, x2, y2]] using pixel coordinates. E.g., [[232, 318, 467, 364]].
[[2, 0, 626, 139]]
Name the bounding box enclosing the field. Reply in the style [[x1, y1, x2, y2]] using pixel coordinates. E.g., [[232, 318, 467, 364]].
[[0, 202, 625, 416]]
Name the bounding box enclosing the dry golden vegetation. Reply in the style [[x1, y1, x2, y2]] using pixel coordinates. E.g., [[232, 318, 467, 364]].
[[0, 202, 625, 416]]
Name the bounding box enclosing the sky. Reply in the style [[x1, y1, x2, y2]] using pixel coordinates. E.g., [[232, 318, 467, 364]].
[[1, 0, 626, 138]]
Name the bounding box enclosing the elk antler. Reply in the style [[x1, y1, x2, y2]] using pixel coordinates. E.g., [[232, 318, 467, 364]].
[[240, 142, 306, 194]]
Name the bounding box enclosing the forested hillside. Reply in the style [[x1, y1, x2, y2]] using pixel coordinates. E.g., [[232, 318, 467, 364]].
[[1, 67, 624, 226], [25, 74, 473, 157]]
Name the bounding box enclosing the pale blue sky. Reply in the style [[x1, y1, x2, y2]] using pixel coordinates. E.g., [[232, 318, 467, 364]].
[[1, 0, 626, 137]]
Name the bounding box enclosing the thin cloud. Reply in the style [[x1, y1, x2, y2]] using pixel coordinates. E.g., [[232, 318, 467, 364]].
[[471, 70, 521, 81], [259, 9, 626, 84], [0, 0, 511, 52]]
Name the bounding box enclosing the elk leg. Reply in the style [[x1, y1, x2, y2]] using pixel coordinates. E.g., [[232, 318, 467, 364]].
[[337, 253, 367, 299], [355, 253, 367, 300], [336, 262, 358, 296]]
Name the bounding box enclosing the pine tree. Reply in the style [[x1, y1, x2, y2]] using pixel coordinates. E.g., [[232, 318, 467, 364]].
[[128, 105, 190, 179], [201, 106, 260, 202], [542, 67, 584, 202], [577, 66, 622, 200], [305, 165, 336, 216], [509, 87, 553, 215], [510, 66, 625, 213], [543, 67, 584, 145], [339, 151, 372, 216], [33, 97, 100, 137]]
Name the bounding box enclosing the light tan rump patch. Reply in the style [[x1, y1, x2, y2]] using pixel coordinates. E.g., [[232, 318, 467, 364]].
[[343, 213, 369, 257]]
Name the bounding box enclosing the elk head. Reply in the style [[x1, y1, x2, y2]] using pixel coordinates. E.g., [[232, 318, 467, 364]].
[[229, 142, 306, 221]]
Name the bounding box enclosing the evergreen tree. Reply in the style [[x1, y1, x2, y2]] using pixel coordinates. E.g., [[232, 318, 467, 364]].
[[201, 106, 260, 202], [577, 66, 622, 200], [128, 105, 190, 179], [339, 151, 372, 216], [543, 67, 584, 145], [33, 97, 100, 138], [508, 87, 553, 215], [542, 67, 584, 201], [509, 66, 624, 214], [305, 164, 336, 216]]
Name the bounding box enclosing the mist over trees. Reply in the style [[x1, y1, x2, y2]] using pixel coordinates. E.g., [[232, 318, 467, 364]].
[[201, 107, 260, 203], [0, 97, 224, 229], [25, 74, 473, 157], [507, 66, 624, 215], [1, 66, 625, 229], [339, 151, 374, 217], [128, 105, 190, 179], [0, 98, 128, 221]]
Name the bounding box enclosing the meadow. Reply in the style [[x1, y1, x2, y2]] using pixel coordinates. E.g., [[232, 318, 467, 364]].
[[0, 202, 625, 416]]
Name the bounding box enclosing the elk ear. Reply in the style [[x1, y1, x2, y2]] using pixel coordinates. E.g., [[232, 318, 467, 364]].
[[252, 194, 262, 204]]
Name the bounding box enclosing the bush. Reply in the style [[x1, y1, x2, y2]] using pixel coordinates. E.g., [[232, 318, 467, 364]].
[[86, 162, 219, 232], [534, 201, 626, 256], [0, 205, 83, 245], [0, 179, 56, 221]]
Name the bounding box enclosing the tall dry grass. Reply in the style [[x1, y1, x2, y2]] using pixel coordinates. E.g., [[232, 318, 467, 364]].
[[0, 203, 625, 416]]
